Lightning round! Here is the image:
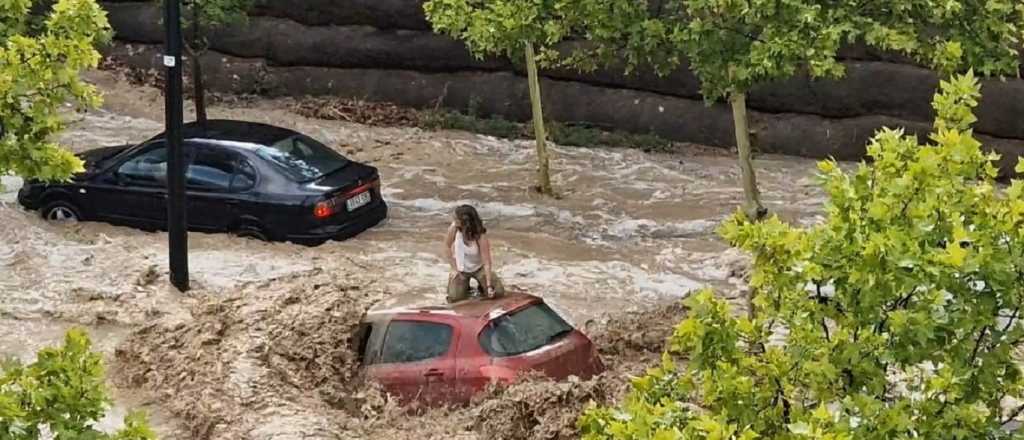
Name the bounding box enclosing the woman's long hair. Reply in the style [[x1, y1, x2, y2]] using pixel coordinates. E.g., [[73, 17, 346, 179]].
[[455, 205, 486, 242]]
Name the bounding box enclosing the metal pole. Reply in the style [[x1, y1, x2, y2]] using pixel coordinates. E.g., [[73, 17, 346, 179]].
[[164, 0, 189, 291]]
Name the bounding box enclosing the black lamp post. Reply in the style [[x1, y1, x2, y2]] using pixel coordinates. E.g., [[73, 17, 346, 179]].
[[163, 0, 189, 291]]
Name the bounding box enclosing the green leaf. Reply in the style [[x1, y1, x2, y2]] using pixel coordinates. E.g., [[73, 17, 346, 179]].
[[1, 0, 108, 182], [788, 421, 812, 435], [940, 240, 968, 267]]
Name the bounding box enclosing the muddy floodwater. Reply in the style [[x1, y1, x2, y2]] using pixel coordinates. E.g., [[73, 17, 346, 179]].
[[0, 70, 834, 438]]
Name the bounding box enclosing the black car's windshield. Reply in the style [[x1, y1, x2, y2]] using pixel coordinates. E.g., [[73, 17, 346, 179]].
[[479, 303, 574, 357], [254, 135, 349, 182]]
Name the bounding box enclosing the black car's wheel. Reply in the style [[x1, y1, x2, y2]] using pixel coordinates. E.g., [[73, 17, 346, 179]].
[[232, 223, 268, 242], [40, 200, 83, 223]]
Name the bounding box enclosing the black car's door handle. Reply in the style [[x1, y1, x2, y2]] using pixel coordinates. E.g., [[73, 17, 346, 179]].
[[423, 369, 444, 378], [224, 199, 240, 205]]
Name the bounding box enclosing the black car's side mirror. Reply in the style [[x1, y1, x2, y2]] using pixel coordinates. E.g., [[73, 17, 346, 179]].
[[114, 172, 130, 186]]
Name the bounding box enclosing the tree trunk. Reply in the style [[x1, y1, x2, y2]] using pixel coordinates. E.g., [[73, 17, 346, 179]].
[[730, 91, 766, 322], [524, 42, 553, 196], [189, 3, 207, 126], [729, 92, 766, 222]]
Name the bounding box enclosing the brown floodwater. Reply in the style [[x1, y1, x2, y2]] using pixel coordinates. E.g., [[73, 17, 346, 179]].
[[0, 70, 836, 437]]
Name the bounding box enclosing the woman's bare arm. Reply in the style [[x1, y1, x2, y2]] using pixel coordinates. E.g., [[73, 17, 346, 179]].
[[444, 224, 458, 272], [480, 235, 494, 289]]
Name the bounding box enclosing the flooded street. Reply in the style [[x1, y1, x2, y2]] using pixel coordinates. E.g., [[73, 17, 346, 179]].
[[0, 70, 833, 438]]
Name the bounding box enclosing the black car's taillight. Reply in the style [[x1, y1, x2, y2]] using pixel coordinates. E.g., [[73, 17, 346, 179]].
[[312, 177, 380, 219], [313, 201, 335, 219]]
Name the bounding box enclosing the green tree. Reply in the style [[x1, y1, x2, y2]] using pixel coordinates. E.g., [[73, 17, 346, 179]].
[[0, 329, 156, 439], [423, 0, 577, 196], [579, 72, 1024, 439], [855, 0, 1024, 78], [565, 0, 859, 221], [0, 0, 111, 184], [161, 0, 252, 125]]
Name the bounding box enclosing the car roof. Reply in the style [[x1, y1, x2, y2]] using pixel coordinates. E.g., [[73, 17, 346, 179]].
[[165, 119, 301, 146], [366, 292, 542, 322]]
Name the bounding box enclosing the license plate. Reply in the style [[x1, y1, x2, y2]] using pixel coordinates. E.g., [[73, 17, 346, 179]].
[[346, 191, 371, 211]]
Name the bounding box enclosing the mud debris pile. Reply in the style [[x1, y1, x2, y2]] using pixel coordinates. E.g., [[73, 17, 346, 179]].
[[588, 299, 689, 373], [114, 269, 393, 440], [471, 373, 627, 440], [291, 97, 422, 127], [107, 270, 693, 440]]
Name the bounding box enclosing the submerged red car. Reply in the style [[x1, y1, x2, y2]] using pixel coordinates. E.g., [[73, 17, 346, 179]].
[[354, 293, 604, 405]]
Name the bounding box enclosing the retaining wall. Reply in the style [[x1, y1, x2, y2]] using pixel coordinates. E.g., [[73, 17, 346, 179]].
[[98, 1, 1024, 173]]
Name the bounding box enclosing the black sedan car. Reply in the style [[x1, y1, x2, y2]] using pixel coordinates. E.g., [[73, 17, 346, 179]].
[[17, 120, 387, 245]]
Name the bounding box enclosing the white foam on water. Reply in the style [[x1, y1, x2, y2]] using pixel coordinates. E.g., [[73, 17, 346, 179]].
[[386, 193, 716, 247], [504, 258, 703, 299], [650, 190, 673, 201], [188, 251, 312, 289], [387, 165, 443, 181], [380, 187, 404, 196], [58, 110, 162, 150], [455, 184, 497, 194], [0, 175, 23, 204], [455, 137, 534, 163], [605, 219, 659, 238], [602, 217, 719, 240], [657, 248, 729, 281], [366, 250, 450, 293], [386, 196, 545, 219]]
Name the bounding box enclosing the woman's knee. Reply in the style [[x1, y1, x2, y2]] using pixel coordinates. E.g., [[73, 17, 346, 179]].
[[447, 274, 471, 302]]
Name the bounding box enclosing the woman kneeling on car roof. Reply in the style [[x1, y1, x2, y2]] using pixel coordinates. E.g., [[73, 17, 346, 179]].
[[444, 204, 505, 302]]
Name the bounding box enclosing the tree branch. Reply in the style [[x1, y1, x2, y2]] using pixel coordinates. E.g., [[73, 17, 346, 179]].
[[1002, 307, 1020, 336], [899, 184, 923, 218], [773, 377, 792, 423], [875, 290, 916, 335], [938, 325, 994, 415], [815, 283, 832, 342], [969, 325, 990, 368], [1003, 402, 1024, 425]]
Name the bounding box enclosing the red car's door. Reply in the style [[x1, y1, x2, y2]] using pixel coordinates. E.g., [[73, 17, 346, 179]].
[[364, 316, 459, 405], [479, 302, 603, 380], [450, 322, 493, 404]]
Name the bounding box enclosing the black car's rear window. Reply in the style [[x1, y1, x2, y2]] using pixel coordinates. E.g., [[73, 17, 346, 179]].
[[479, 303, 574, 357], [254, 135, 349, 182]]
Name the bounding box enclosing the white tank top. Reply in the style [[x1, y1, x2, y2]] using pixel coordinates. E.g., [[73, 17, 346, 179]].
[[453, 227, 483, 273]]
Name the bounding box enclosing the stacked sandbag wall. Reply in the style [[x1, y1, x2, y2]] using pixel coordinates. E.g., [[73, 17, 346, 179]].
[[97, 1, 1024, 173]]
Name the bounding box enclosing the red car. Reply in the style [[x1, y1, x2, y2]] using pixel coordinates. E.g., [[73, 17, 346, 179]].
[[354, 293, 605, 405]]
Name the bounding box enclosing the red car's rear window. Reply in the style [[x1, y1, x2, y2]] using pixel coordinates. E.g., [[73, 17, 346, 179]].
[[478, 303, 573, 357], [378, 320, 454, 364]]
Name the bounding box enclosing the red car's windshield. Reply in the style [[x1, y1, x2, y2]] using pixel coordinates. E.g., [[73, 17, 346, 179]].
[[478, 303, 574, 357]]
